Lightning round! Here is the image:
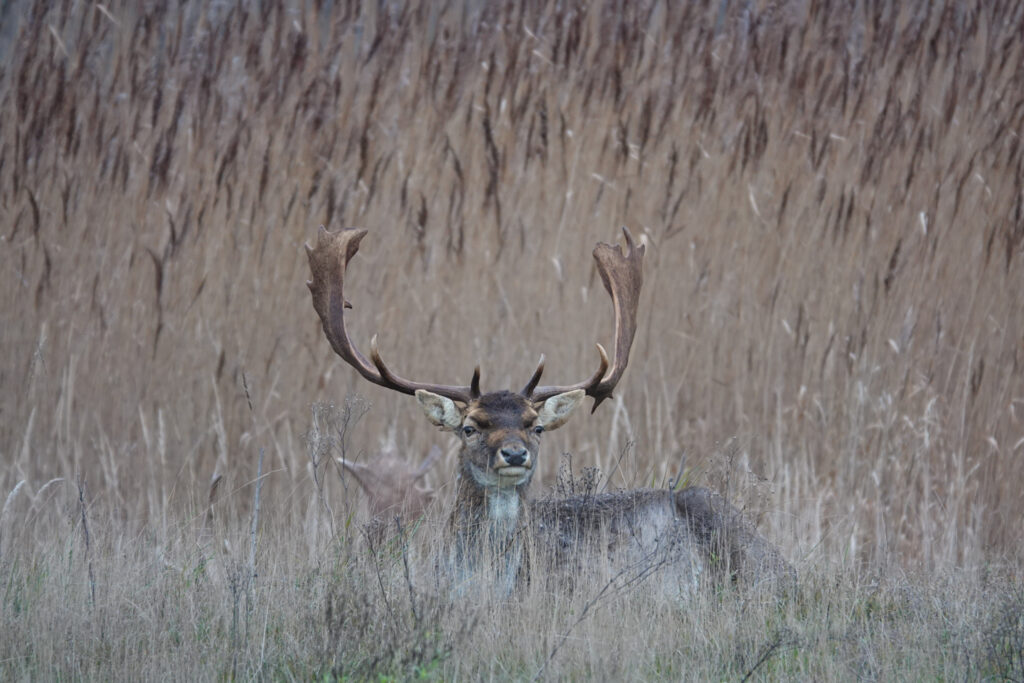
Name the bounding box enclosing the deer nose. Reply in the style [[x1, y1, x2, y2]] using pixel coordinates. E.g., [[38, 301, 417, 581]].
[[500, 446, 528, 467]]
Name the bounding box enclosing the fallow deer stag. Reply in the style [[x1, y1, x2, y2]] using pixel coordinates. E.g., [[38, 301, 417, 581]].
[[307, 226, 793, 597]]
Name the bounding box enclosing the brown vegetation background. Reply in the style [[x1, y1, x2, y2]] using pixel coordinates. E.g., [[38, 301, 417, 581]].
[[3, 0, 1023, 575]]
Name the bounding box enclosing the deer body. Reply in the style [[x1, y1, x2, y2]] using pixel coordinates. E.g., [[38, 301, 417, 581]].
[[421, 388, 790, 596], [306, 226, 794, 597], [531, 489, 704, 596], [536, 486, 794, 588]]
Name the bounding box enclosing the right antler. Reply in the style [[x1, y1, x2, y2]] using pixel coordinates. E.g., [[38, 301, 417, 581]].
[[306, 226, 480, 403], [526, 226, 645, 411]]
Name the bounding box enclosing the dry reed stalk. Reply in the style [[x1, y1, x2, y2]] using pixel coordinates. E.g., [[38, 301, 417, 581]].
[[75, 474, 96, 607], [0, 479, 26, 558]]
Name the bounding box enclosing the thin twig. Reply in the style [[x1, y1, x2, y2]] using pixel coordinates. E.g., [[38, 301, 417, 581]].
[[76, 475, 96, 607], [1, 480, 27, 559], [248, 447, 265, 583], [395, 516, 420, 626], [533, 546, 671, 681], [740, 630, 795, 683], [601, 439, 635, 493], [363, 525, 401, 646]]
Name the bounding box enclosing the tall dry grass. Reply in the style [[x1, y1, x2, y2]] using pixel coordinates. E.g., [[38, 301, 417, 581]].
[[1, 0, 1023, 678]]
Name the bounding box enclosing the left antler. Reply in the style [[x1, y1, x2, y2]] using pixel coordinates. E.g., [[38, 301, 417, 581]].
[[525, 226, 645, 411]]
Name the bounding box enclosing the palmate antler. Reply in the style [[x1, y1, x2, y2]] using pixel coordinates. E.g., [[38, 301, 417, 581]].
[[524, 226, 645, 410], [306, 226, 644, 409], [306, 227, 481, 403]]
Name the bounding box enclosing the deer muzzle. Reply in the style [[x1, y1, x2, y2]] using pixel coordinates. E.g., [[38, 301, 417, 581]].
[[496, 444, 530, 474]]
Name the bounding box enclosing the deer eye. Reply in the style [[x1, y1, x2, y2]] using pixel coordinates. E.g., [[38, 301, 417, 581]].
[[462, 425, 477, 437], [533, 425, 544, 435]]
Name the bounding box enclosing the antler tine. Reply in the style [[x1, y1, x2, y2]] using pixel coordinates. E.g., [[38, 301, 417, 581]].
[[470, 366, 482, 398], [530, 226, 644, 411], [527, 343, 608, 402], [369, 334, 424, 394], [306, 226, 476, 403], [520, 355, 546, 396]]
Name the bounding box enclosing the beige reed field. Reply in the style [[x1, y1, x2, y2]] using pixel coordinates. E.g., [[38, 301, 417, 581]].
[[2, 0, 1024, 679]]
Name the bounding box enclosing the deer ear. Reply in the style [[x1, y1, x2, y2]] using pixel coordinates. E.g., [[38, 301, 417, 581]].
[[415, 390, 463, 431], [536, 389, 585, 431]]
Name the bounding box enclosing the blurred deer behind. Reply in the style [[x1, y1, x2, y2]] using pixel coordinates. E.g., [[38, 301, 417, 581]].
[[338, 445, 441, 541]]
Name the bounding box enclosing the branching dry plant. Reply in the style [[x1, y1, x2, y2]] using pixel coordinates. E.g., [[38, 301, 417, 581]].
[[1, 0, 1022, 678]]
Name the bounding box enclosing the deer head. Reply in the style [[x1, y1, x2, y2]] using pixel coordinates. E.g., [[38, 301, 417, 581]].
[[306, 225, 644, 513], [416, 389, 584, 492]]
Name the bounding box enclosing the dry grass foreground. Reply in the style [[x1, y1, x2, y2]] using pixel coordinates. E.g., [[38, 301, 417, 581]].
[[1, 0, 1023, 679]]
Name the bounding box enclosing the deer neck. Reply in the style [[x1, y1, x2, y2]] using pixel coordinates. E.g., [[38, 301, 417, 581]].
[[451, 461, 530, 538], [446, 462, 530, 595]]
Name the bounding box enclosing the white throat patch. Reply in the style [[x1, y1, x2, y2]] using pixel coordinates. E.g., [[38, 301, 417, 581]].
[[487, 487, 521, 525], [465, 463, 524, 531]]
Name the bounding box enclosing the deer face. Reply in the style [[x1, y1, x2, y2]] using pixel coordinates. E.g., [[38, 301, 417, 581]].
[[416, 389, 584, 489]]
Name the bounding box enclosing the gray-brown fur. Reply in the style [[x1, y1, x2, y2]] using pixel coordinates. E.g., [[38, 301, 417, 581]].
[[529, 489, 702, 596], [533, 486, 796, 587], [674, 486, 796, 586]]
